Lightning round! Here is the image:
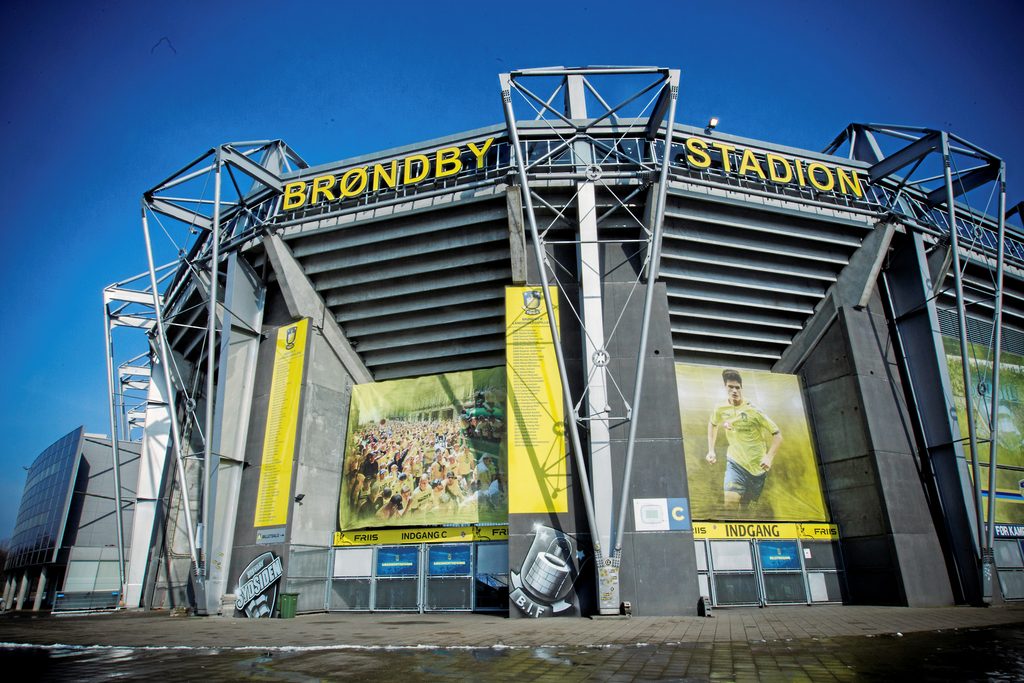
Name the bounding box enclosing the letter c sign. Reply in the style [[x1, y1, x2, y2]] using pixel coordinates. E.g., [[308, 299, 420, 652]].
[[667, 498, 691, 531]]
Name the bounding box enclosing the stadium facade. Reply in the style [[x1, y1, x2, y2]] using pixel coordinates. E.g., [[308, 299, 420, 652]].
[[70, 66, 1024, 617]]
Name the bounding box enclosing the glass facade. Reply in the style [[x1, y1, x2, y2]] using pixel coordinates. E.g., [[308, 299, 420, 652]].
[[5, 427, 83, 571]]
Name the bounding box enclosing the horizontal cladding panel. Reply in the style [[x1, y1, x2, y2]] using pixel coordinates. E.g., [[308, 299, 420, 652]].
[[661, 271, 825, 300], [660, 252, 837, 285], [344, 305, 503, 339], [672, 322, 794, 346], [674, 341, 782, 361], [372, 351, 508, 381], [324, 266, 510, 308], [936, 307, 1024, 354], [311, 245, 511, 290], [936, 279, 1024, 307], [663, 205, 864, 249], [949, 271, 1024, 307], [663, 225, 852, 266], [164, 278, 212, 326], [935, 294, 1024, 332], [354, 319, 505, 352], [667, 288, 814, 316], [285, 203, 508, 258], [361, 335, 504, 367], [166, 303, 210, 356], [659, 228, 851, 268], [336, 285, 506, 323], [670, 305, 804, 330], [673, 348, 775, 371], [664, 185, 874, 232], [298, 224, 509, 276]]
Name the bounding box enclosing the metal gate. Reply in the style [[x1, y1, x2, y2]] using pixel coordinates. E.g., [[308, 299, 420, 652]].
[[330, 542, 506, 612]]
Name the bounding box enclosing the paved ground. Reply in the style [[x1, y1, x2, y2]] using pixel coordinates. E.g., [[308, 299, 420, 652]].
[[2, 606, 1024, 681], [0, 603, 1022, 648]]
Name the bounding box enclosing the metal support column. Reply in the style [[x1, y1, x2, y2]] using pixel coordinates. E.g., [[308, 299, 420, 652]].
[[564, 73, 615, 574], [612, 78, 678, 561], [198, 148, 223, 608], [102, 306, 127, 604], [942, 133, 985, 567], [141, 202, 204, 594], [983, 169, 1008, 599]]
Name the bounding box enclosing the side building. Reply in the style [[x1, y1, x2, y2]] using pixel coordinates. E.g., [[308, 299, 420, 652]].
[[3, 427, 140, 612], [98, 67, 1023, 618]]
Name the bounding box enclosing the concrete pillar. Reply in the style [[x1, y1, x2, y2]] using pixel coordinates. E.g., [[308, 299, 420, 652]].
[[15, 572, 29, 611], [2, 575, 14, 608], [32, 567, 47, 611]]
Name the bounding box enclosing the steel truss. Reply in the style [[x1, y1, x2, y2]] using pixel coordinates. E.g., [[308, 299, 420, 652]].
[[104, 140, 306, 611], [501, 66, 679, 614], [829, 123, 1021, 602]]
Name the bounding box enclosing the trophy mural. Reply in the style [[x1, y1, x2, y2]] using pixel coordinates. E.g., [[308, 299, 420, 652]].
[[509, 525, 578, 617]]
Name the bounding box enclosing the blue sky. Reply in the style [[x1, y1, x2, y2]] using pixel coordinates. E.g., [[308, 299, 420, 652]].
[[0, 0, 1021, 539]]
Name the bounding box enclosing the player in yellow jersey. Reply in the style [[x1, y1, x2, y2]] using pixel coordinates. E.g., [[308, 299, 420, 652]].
[[705, 369, 782, 510]]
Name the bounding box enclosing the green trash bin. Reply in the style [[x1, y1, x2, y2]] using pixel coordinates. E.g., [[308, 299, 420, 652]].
[[278, 593, 298, 619]]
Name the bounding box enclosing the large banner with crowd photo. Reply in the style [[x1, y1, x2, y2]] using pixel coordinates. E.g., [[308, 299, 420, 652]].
[[944, 337, 1024, 524], [676, 363, 828, 522], [338, 368, 507, 531]]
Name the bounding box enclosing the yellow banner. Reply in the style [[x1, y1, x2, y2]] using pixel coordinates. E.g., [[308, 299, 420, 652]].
[[506, 287, 567, 513], [333, 525, 509, 546], [693, 521, 839, 540], [254, 319, 308, 527]]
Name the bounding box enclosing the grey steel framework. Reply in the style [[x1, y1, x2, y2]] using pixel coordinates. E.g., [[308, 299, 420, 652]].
[[106, 141, 307, 612], [826, 123, 1016, 601], [101, 65, 1024, 612], [500, 66, 679, 614]]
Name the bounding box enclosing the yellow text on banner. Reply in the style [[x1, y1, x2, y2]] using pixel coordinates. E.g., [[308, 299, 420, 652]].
[[506, 287, 567, 513], [333, 525, 509, 547], [693, 521, 839, 540], [254, 319, 309, 527]]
